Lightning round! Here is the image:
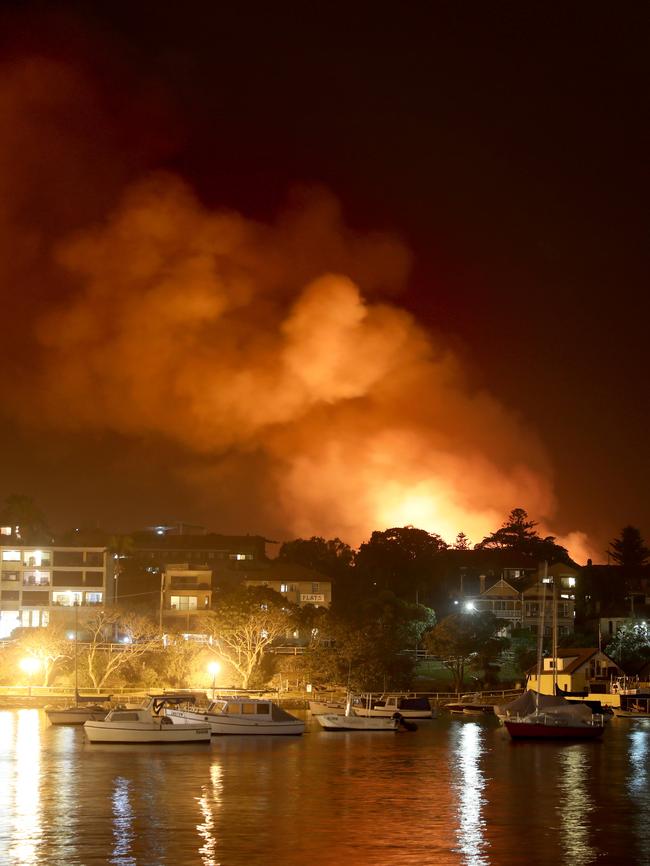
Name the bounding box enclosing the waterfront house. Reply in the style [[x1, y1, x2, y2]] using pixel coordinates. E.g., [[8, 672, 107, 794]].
[[527, 647, 624, 696]]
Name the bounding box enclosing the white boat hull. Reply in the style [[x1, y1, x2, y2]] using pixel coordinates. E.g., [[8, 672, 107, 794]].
[[315, 713, 399, 731], [46, 706, 109, 725], [308, 700, 345, 716], [165, 707, 305, 736], [353, 706, 433, 719], [84, 719, 211, 744]]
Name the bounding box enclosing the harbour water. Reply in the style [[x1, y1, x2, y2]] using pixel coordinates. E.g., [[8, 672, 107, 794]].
[[0, 709, 649, 865]]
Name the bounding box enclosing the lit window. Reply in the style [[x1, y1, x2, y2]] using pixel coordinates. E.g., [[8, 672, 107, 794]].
[[280, 583, 289, 593], [568, 577, 576, 588], [2, 550, 20, 562], [0, 527, 12, 536], [24, 550, 50, 567], [85, 592, 103, 605], [23, 570, 51, 586], [52, 591, 82, 606], [170, 596, 198, 611], [311, 582, 320, 593]]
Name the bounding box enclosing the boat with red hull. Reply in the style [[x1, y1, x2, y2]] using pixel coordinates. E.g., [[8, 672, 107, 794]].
[[504, 712, 605, 739]]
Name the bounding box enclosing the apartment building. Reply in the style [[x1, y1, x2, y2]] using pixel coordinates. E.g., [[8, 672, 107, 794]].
[[0, 544, 111, 638], [160, 563, 212, 629], [242, 561, 332, 608]]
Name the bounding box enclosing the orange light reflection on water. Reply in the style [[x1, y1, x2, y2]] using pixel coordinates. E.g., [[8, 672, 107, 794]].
[[1, 710, 43, 865], [453, 721, 489, 866], [196, 761, 223, 866]]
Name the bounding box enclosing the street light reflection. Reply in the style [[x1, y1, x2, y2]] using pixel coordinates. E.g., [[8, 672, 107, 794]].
[[452, 721, 489, 866], [627, 728, 650, 851], [111, 776, 136, 866], [197, 762, 223, 866], [557, 748, 596, 865], [11, 710, 42, 865]]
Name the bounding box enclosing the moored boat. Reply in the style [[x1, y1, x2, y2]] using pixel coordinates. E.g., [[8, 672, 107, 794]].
[[445, 693, 495, 715], [315, 712, 400, 731], [165, 694, 305, 736], [353, 694, 435, 719], [46, 702, 111, 725], [308, 699, 346, 716], [613, 695, 650, 718], [83, 695, 211, 744], [314, 695, 417, 732], [504, 709, 606, 739]]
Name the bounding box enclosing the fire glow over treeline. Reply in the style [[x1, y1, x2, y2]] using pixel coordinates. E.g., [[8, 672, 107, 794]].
[[0, 57, 592, 560]]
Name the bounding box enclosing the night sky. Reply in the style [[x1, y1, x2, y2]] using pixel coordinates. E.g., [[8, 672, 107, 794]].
[[0, 3, 647, 560]]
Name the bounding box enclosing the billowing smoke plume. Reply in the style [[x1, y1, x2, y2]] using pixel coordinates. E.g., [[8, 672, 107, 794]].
[[0, 56, 591, 558]]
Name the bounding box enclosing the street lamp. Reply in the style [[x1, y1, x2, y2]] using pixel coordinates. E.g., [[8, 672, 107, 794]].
[[464, 601, 476, 612], [20, 657, 41, 696], [208, 660, 221, 700]]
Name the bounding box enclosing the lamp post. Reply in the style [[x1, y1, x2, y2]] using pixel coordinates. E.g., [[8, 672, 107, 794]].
[[20, 657, 40, 697], [208, 661, 221, 700]]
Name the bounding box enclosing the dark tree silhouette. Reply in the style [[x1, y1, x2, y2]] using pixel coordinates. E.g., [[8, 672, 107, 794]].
[[608, 526, 650, 568], [278, 536, 353, 578], [477, 508, 569, 562], [0, 494, 51, 544]]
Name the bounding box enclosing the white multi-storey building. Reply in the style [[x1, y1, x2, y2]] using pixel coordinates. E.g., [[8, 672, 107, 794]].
[[0, 545, 111, 637]]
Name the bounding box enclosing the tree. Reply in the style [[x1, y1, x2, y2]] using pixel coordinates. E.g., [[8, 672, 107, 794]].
[[299, 593, 435, 692], [15, 626, 71, 686], [199, 587, 294, 688], [354, 526, 448, 606], [454, 532, 471, 550], [278, 537, 354, 578], [82, 610, 161, 688], [608, 526, 650, 568], [424, 611, 506, 692], [0, 494, 51, 544], [477, 508, 569, 562], [605, 622, 650, 674]]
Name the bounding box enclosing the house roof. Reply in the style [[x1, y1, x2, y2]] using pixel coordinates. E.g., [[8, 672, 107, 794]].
[[480, 578, 519, 597], [528, 647, 621, 675], [242, 560, 330, 583]]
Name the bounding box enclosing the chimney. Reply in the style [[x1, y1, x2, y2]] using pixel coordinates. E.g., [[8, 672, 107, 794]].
[[479, 574, 486, 594]]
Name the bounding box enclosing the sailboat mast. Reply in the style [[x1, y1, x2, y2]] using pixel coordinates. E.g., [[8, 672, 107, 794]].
[[74, 600, 78, 702], [535, 565, 547, 711], [552, 576, 558, 696]]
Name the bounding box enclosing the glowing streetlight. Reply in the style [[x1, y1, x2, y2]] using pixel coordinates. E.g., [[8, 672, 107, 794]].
[[208, 660, 221, 699], [20, 657, 41, 696]]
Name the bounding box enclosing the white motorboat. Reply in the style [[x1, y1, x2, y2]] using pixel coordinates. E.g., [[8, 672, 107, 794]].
[[308, 699, 346, 716], [352, 694, 435, 719], [314, 695, 417, 732], [165, 695, 305, 736], [315, 712, 400, 731], [83, 695, 211, 744]]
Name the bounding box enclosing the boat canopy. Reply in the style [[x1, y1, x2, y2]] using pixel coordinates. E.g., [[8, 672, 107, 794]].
[[494, 690, 567, 717]]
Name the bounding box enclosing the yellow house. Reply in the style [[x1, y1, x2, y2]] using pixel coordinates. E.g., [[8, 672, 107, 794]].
[[527, 647, 623, 698]]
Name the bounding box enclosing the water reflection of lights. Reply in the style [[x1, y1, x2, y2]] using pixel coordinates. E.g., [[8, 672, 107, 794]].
[[452, 722, 489, 866], [111, 777, 136, 866], [196, 762, 223, 866], [557, 748, 596, 866], [627, 729, 650, 850], [11, 710, 42, 865]]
